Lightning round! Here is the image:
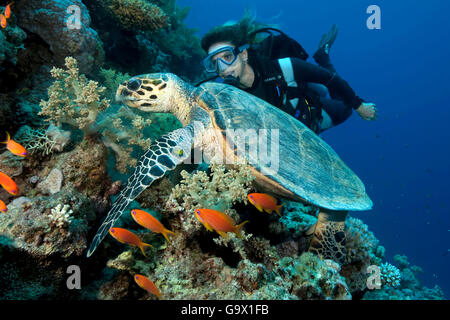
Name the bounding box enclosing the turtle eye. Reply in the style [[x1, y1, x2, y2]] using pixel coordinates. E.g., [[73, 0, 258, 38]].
[[127, 78, 142, 91]]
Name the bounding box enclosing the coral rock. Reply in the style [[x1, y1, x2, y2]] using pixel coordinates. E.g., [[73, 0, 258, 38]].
[[15, 0, 104, 74], [37, 168, 63, 195]]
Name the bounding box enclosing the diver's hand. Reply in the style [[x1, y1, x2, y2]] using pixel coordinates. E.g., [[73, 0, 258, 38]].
[[356, 102, 378, 121]]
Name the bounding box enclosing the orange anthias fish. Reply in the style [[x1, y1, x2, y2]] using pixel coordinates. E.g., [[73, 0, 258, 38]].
[[195, 208, 248, 239], [0, 14, 6, 29], [247, 193, 283, 217], [134, 274, 162, 300], [0, 200, 7, 213], [109, 227, 152, 257], [4, 2, 13, 19], [131, 209, 175, 243], [0, 171, 18, 195], [1, 132, 28, 157]]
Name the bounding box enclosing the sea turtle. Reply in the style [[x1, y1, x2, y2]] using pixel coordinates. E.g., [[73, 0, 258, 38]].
[[86, 73, 373, 262]]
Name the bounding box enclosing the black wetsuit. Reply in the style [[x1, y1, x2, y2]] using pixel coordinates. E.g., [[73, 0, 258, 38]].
[[242, 50, 364, 132]]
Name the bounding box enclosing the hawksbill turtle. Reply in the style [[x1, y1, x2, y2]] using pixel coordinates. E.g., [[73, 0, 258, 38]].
[[86, 73, 373, 263]]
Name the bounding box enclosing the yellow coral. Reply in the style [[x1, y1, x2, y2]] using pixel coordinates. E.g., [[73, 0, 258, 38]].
[[39, 57, 154, 174], [39, 57, 111, 134], [170, 163, 254, 213], [168, 163, 254, 237], [107, 0, 169, 31]]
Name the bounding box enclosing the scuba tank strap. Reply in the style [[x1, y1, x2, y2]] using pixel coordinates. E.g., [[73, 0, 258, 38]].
[[278, 58, 300, 110]]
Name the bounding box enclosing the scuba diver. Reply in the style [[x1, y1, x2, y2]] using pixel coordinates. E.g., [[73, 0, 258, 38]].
[[200, 16, 377, 134]]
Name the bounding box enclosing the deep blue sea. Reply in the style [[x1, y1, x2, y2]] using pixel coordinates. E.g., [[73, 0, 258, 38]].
[[179, 0, 450, 296]]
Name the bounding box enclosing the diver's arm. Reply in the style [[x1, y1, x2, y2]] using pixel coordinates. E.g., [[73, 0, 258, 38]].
[[290, 58, 363, 110]]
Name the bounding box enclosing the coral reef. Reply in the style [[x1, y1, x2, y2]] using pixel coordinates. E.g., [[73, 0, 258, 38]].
[[48, 204, 74, 229], [39, 57, 155, 173], [14, 0, 104, 74], [83, 0, 203, 79], [0, 190, 94, 258], [0, 15, 27, 129], [168, 163, 254, 237], [279, 253, 351, 300], [379, 262, 402, 288], [37, 168, 64, 195], [0, 0, 444, 302], [0, 13, 26, 71], [107, 0, 169, 31], [39, 57, 111, 134], [0, 190, 96, 300], [340, 216, 385, 295], [15, 125, 71, 157], [363, 255, 444, 300]]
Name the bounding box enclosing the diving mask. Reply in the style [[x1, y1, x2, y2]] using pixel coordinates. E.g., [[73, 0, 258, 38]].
[[202, 44, 249, 74]]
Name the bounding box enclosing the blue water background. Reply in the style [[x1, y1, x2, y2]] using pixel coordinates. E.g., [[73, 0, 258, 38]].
[[178, 0, 450, 296]]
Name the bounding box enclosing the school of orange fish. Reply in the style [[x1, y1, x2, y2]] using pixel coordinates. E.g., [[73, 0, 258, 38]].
[[1, 131, 27, 213], [1, 2, 13, 29], [0, 128, 283, 299], [107, 192, 283, 299]]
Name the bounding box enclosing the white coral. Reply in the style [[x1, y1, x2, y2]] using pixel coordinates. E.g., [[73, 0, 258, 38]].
[[48, 204, 73, 228]]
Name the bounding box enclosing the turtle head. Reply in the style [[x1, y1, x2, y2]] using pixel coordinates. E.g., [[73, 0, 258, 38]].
[[116, 73, 188, 113]]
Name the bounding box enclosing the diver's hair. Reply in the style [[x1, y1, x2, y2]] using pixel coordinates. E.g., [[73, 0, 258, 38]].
[[201, 10, 271, 52]]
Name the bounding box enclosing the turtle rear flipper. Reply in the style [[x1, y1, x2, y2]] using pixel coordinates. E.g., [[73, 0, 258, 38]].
[[308, 210, 347, 264], [86, 125, 194, 257]]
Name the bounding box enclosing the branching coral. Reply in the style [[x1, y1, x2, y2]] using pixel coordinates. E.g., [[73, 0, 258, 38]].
[[48, 204, 73, 228], [169, 163, 255, 213], [379, 263, 402, 288], [107, 0, 169, 31], [167, 163, 255, 255], [39, 57, 155, 173], [15, 125, 71, 156], [168, 163, 254, 235], [39, 57, 111, 134]]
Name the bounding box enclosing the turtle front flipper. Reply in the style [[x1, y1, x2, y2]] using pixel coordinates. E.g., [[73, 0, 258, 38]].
[[86, 125, 194, 257], [308, 210, 348, 264]]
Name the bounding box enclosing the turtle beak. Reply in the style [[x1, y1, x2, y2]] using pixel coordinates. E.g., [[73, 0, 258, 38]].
[[115, 80, 140, 106]]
